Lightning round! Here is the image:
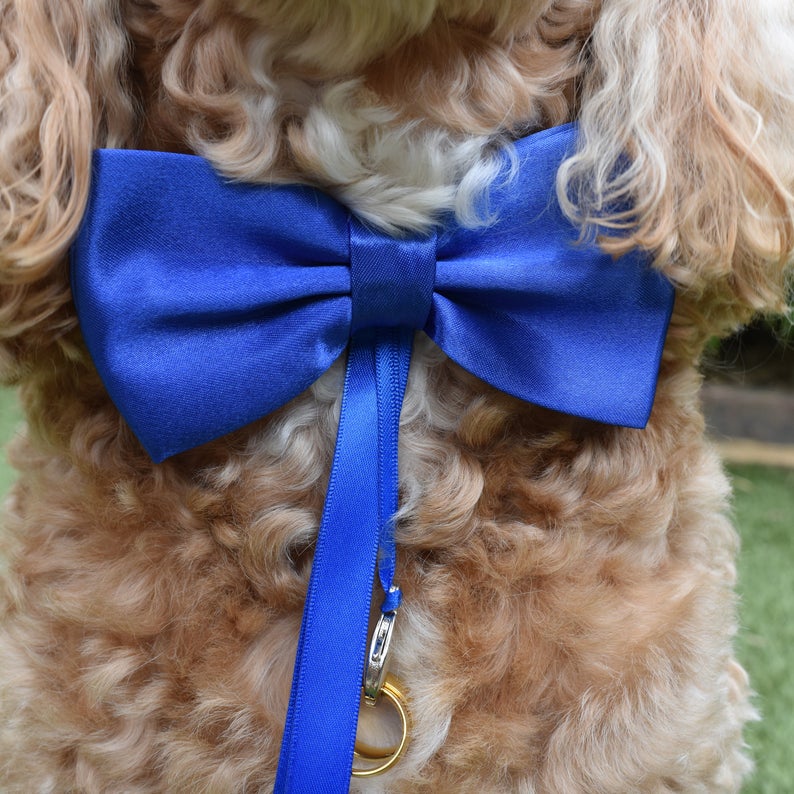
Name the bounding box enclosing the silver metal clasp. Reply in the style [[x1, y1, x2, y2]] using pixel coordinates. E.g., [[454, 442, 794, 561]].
[[363, 607, 397, 706], [354, 587, 411, 777]]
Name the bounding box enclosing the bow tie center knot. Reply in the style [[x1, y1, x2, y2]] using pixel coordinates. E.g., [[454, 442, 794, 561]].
[[349, 217, 437, 334]]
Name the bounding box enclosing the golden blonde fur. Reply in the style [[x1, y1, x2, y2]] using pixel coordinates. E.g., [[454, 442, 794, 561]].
[[1, 0, 792, 790]]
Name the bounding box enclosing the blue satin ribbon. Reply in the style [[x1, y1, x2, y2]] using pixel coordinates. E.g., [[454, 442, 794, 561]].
[[276, 327, 412, 791], [70, 122, 674, 791]]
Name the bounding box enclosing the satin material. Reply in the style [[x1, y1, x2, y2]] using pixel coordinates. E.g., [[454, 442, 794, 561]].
[[71, 122, 674, 792], [71, 124, 672, 463]]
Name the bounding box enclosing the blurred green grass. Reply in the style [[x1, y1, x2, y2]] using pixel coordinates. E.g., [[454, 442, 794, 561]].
[[0, 386, 22, 496], [0, 388, 791, 789], [731, 463, 794, 793]]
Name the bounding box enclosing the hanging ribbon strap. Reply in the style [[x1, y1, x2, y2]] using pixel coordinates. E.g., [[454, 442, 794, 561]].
[[275, 328, 412, 791], [275, 218, 434, 791], [70, 122, 676, 792]]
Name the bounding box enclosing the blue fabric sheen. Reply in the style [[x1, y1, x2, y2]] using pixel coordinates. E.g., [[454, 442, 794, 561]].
[[70, 121, 675, 792], [71, 123, 673, 465]]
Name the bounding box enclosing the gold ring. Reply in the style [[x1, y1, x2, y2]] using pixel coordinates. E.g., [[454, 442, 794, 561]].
[[351, 676, 411, 778]]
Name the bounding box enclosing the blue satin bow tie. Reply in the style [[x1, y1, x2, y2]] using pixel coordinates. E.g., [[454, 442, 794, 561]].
[[71, 122, 674, 792]]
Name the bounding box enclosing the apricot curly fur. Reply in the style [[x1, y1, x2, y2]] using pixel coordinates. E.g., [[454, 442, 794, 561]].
[[1, 0, 792, 791]]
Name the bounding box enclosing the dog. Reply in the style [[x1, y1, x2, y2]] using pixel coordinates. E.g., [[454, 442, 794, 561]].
[[1, 0, 792, 790]]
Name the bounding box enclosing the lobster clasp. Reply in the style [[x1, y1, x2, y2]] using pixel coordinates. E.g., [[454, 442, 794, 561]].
[[363, 608, 398, 706], [352, 597, 411, 778]]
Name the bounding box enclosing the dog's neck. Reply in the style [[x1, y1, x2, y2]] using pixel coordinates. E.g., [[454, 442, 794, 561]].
[[121, 0, 595, 231]]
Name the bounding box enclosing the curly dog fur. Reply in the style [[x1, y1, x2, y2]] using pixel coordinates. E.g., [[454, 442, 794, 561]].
[[1, 1, 792, 791]]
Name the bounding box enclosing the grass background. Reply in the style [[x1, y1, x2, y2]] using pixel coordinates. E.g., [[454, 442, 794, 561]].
[[0, 387, 21, 496], [731, 463, 794, 793], [1, 388, 792, 790]]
